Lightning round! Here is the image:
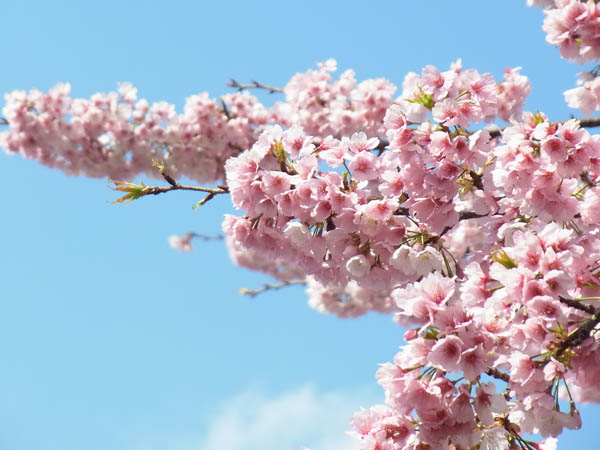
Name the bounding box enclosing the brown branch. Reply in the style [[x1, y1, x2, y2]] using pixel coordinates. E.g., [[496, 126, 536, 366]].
[[227, 79, 283, 94], [110, 160, 230, 205], [555, 305, 600, 357], [468, 170, 484, 190], [153, 160, 177, 187], [559, 296, 597, 315], [486, 367, 510, 383], [219, 97, 232, 120], [110, 180, 228, 204], [0, 117, 8, 125], [142, 184, 228, 196], [193, 189, 229, 209], [239, 280, 306, 298], [577, 117, 600, 130]]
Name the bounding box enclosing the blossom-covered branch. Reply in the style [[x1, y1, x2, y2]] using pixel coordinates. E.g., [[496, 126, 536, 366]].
[[7, 1, 600, 447]]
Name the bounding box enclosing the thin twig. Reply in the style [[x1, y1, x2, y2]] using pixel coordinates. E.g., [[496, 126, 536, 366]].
[[188, 232, 224, 241], [112, 181, 227, 199], [227, 79, 283, 94], [239, 280, 306, 298], [0, 117, 8, 125], [111, 161, 229, 204], [220, 97, 232, 120], [154, 160, 177, 187]]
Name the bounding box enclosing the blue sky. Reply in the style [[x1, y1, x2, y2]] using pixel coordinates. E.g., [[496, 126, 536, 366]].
[[0, 1, 597, 449]]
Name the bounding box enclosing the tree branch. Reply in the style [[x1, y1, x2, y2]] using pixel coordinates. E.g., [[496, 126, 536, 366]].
[[559, 296, 597, 315], [111, 180, 229, 204], [486, 367, 510, 383], [188, 232, 224, 241], [219, 97, 232, 120], [578, 117, 600, 129], [227, 79, 283, 94], [110, 160, 230, 205], [371, 117, 600, 149], [239, 280, 306, 298], [555, 305, 600, 357]]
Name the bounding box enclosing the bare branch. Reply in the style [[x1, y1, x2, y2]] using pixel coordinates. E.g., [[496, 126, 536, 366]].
[[111, 160, 229, 205], [219, 96, 232, 120], [486, 367, 510, 383], [227, 79, 283, 94], [193, 190, 228, 209], [153, 160, 177, 187], [559, 296, 597, 315], [111, 180, 228, 204], [576, 117, 600, 129], [188, 232, 224, 241], [0, 117, 8, 125], [239, 280, 306, 298]]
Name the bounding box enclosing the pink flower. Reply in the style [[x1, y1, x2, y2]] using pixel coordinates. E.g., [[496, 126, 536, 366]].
[[349, 151, 379, 180], [432, 98, 460, 127], [363, 198, 398, 222], [168, 234, 193, 252], [581, 187, 600, 224], [428, 335, 464, 373]]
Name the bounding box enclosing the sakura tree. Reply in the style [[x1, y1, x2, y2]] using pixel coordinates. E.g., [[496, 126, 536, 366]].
[[4, 1, 600, 448]]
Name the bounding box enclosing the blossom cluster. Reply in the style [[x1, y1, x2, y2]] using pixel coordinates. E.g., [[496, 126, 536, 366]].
[[214, 51, 600, 446], [219, 86, 600, 447], [0, 57, 530, 188], [535, 0, 600, 64], [273, 58, 396, 138], [349, 220, 596, 449], [221, 61, 530, 316], [564, 69, 600, 115], [0, 83, 268, 183], [5, 1, 600, 447]]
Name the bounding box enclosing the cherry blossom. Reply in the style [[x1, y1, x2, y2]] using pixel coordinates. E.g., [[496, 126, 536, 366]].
[[6, 1, 600, 448]]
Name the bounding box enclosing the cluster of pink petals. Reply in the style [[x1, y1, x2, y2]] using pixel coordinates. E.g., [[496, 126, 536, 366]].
[[10, 51, 600, 447], [0, 83, 269, 183], [396, 59, 530, 125], [1, 59, 529, 187], [217, 61, 600, 446], [493, 113, 600, 222], [537, 0, 600, 63], [564, 70, 600, 115], [306, 277, 396, 318], [349, 221, 594, 448], [222, 63, 531, 318], [168, 234, 194, 252], [273, 58, 397, 138]]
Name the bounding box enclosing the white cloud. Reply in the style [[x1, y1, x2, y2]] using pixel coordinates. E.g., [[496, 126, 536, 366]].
[[196, 384, 380, 450]]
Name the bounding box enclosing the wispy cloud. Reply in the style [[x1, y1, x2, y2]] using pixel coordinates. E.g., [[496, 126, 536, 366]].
[[196, 384, 380, 450]]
